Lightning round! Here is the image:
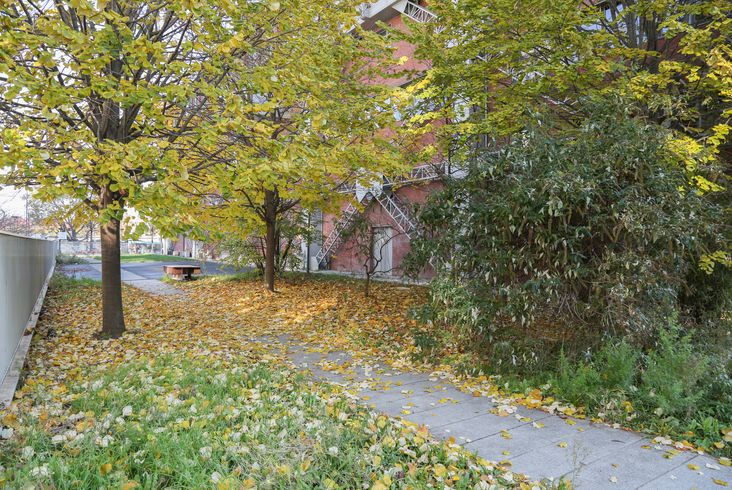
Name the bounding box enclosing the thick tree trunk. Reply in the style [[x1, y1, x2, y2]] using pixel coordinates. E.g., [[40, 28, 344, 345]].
[[263, 189, 277, 292], [100, 190, 125, 338]]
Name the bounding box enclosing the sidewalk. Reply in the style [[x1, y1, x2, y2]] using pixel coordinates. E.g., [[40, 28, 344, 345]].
[[61, 262, 184, 295], [281, 339, 731, 489]]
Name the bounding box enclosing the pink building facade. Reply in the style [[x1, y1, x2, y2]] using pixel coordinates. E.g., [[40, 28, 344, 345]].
[[314, 1, 447, 278]]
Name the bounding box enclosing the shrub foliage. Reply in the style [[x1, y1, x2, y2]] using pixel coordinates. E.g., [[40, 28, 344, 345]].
[[408, 99, 726, 343]]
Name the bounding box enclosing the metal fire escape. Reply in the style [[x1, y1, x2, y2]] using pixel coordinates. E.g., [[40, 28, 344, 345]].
[[314, 195, 373, 267], [315, 183, 419, 267], [374, 191, 416, 236], [397, 0, 437, 23], [314, 1, 442, 268]]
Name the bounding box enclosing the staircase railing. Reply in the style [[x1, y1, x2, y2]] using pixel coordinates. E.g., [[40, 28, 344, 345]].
[[374, 192, 416, 237], [401, 1, 437, 23], [315, 194, 374, 265]]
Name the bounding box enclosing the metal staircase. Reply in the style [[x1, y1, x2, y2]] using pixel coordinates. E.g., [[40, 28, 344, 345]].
[[314, 194, 374, 266], [315, 1, 445, 267], [314, 188, 418, 266], [374, 192, 416, 237], [396, 0, 437, 23]]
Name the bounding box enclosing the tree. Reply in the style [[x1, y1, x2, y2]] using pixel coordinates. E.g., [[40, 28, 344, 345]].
[[0, 207, 26, 234], [0, 0, 374, 334], [26, 197, 87, 240], [220, 207, 308, 276], [340, 212, 405, 298], [190, 4, 411, 292], [404, 0, 730, 193]]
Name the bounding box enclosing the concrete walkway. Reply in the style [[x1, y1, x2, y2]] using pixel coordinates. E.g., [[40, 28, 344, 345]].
[[62, 262, 184, 295], [280, 339, 732, 489], [57, 271, 731, 489], [61, 259, 247, 295]]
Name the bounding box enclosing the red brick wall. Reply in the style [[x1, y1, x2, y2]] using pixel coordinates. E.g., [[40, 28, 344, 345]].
[[326, 181, 441, 278], [322, 7, 439, 278]]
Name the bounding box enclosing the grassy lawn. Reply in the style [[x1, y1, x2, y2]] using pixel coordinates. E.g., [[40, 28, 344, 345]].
[[92, 254, 200, 263], [0, 276, 529, 489], [1, 356, 513, 489]]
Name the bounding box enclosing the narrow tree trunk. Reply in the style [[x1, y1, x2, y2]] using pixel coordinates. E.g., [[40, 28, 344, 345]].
[[263, 190, 277, 292], [365, 226, 374, 298], [100, 190, 125, 338], [364, 270, 371, 298]]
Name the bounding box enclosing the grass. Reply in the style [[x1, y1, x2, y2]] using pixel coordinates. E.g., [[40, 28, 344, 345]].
[[55, 253, 87, 265], [92, 254, 200, 263], [0, 355, 521, 489], [48, 275, 100, 300]]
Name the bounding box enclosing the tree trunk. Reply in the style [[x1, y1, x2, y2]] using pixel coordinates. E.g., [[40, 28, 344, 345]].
[[263, 189, 277, 292], [100, 190, 125, 338], [365, 270, 371, 298], [365, 226, 374, 298]]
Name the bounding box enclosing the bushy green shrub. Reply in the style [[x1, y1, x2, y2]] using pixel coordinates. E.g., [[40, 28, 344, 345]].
[[540, 321, 731, 452], [638, 320, 707, 419], [550, 341, 638, 409], [553, 350, 601, 406], [595, 341, 639, 393], [408, 97, 727, 344]]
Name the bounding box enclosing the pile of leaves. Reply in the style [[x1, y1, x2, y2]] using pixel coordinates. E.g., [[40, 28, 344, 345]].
[[179, 274, 732, 459]]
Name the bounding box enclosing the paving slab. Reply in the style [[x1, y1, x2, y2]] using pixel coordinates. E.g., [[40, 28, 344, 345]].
[[60, 259, 250, 295], [280, 341, 732, 489], [433, 410, 535, 440], [465, 422, 569, 461], [638, 453, 728, 490], [572, 439, 698, 489]]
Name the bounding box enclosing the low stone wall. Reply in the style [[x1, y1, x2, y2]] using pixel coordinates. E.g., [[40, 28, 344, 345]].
[[0, 232, 56, 388], [58, 239, 131, 255]]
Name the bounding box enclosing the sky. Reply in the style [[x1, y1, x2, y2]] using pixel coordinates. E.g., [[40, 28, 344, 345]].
[[0, 186, 28, 217]]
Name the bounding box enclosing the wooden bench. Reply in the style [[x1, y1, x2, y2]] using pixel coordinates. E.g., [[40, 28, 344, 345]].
[[163, 264, 201, 281]]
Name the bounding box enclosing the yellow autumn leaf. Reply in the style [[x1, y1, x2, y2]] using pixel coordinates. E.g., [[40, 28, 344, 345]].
[[100, 463, 112, 475], [433, 463, 448, 478]]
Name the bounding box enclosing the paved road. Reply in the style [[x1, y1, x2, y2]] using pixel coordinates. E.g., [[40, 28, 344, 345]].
[[61, 260, 248, 295]]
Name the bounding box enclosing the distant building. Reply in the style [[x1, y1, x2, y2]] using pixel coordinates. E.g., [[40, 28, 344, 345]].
[[315, 1, 452, 278]]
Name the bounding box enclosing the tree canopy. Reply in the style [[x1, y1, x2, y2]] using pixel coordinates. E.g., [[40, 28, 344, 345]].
[[404, 0, 731, 196], [0, 0, 404, 331]]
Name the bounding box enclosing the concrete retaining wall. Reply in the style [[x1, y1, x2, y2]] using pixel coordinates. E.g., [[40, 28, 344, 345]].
[[0, 231, 56, 384]]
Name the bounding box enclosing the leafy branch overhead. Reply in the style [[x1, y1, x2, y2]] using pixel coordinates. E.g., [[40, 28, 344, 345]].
[[0, 0, 413, 329]]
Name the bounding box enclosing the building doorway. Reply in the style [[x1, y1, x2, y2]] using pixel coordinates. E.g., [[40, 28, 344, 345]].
[[372, 226, 393, 274]]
